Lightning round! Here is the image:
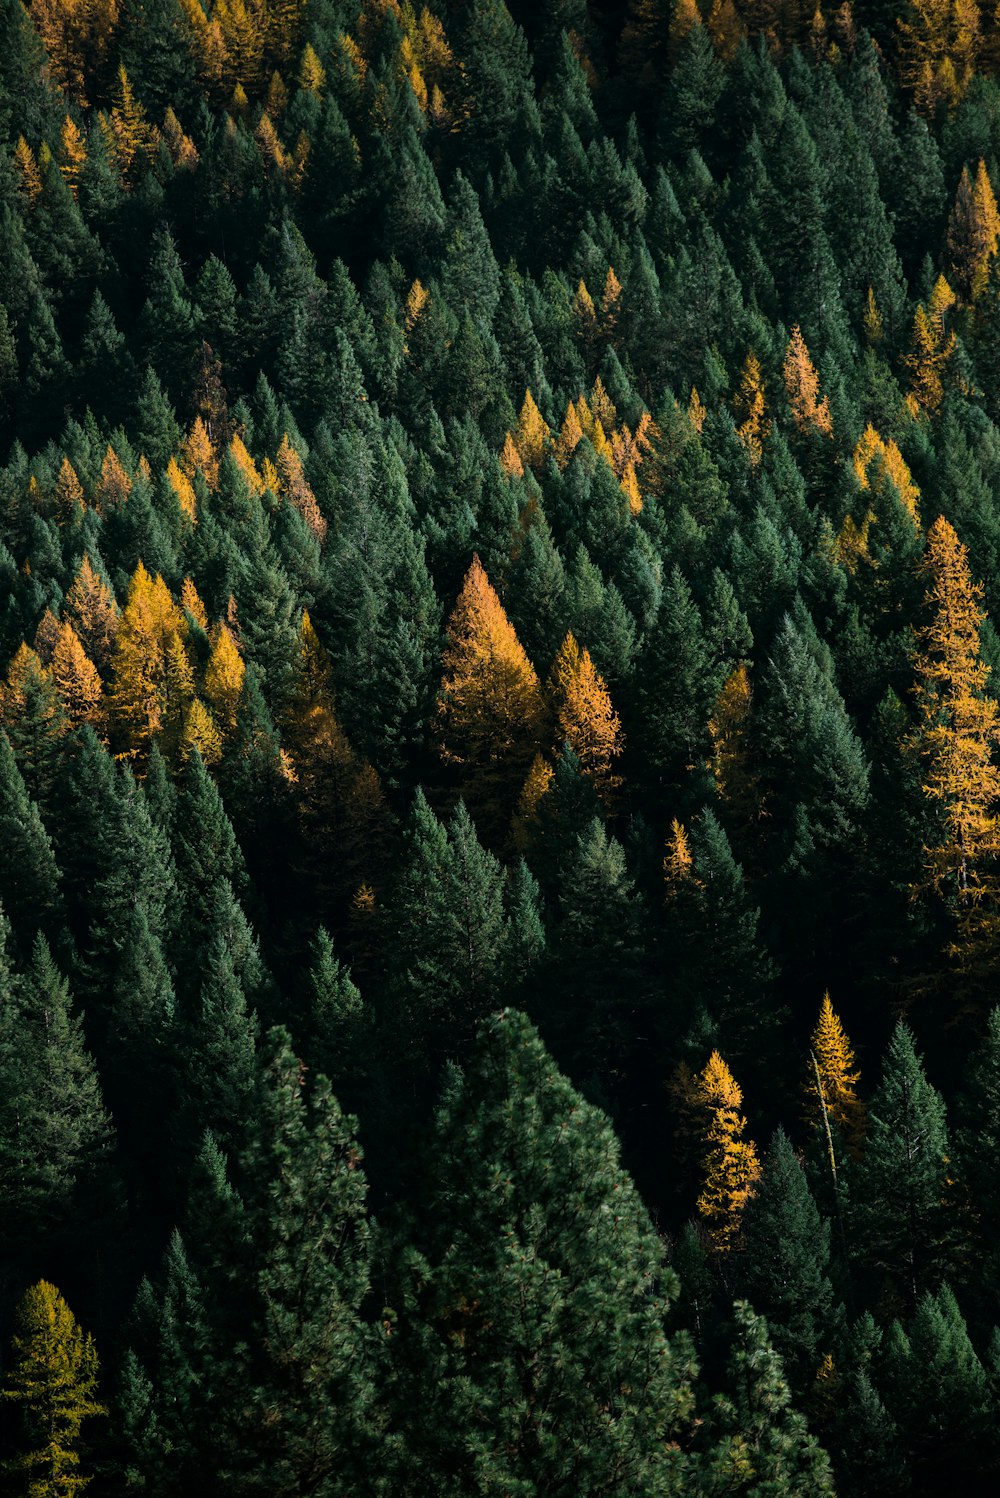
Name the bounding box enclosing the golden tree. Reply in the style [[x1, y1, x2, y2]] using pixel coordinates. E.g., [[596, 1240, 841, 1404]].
[[904, 276, 957, 417], [30, 0, 121, 105], [947, 158, 1000, 302], [50, 622, 103, 730], [2, 1279, 105, 1497], [54, 459, 85, 527], [94, 444, 131, 512], [853, 425, 921, 529], [804, 993, 866, 1155], [692, 1050, 761, 1254], [735, 351, 769, 467], [548, 631, 623, 806], [65, 556, 119, 671], [898, 0, 980, 113], [512, 390, 551, 470], [437, 556, 546, 833], [275, 433, 326, 542], [783, 325, 832, 436], [911, 515, 1000, 969], [708, 663, 758, 825], [106, 563, 188, 760], [203, 621, 245, 737]]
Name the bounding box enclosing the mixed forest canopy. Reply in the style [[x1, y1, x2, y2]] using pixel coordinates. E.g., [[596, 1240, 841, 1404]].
[[5, 0, 1000, 1493]]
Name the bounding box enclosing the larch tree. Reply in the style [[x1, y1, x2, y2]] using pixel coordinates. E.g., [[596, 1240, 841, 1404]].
[[910, 514, 1000, 973], [64, 555, 119, 672], [106, 562, 190, 762], [947, 158, 1000, 302], [692, 1050, 761, 1255], [805, 993, 866, 1157], [903, 276, 957, 417], [734, 351, 769, 468], [437, 555, 546, 836], [50, 621, 103, 729], [783, 324, 832, 436], [547, 630, 623, 806], [2, 1279, 105, 1498]]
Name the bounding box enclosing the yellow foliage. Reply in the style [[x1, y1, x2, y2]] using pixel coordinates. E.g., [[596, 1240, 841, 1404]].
[[708, 663, 757, 821], [947, 158, 1000, 302], [833, 511, 875, 574], [54, 458, 85, 526], [512, 752, 555, 851], [65, 555, 119, 671], [0, 643, 62, 737], [181, 416, 219, 489], [30, 0, 121, 105], [299, 41, 326, 92], [707, 0, 744, 60], [911, 515, 1000, 968], [899, 0, 979, 112], [178, 696, 223, 766], [2, 1280, 105, 1497], [95, 444, 132, 512], [548, 631, 623, 805], [437, 555, 546, 817], [166, 457, 198, 523], [663, 817, 696, 898], [499, 431, 524, 479], [783, 324, 832, 436], [688, 386, 706, 433], [601, 266, 623, 334], [853, 424, 921, 529], [514, 389, 551, 470], [51, 621, 103, 729], [14, 136, 42, 206], [692, 1051, 761, 1254], [229, 432, 265, 495], [180, 577, 208, 630], [555, 400, 584, 469], [863, 286, 884, 346], [905, 276, 958, 419], [735, 351, 769, 467], [162, 108, 200, 171], [805, 994, 866, 1155], [106, 562, 189, 761], [589, 374, 617, 432], [276, 433, 326, 542], [203, 621, 245, 736]]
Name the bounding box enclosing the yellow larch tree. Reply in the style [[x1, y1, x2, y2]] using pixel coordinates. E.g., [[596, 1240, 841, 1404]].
[[106, 562, 189, 761], [708, 663, 758, 825], [228, 432, 265, 496], [59, 115, 87, 198], [65, 555, 119, 671], [2, 1280, 105, 1498], [947, 158, 1000, 302], [180, 577, 209, 631], [94, 444, 132, 512], [911, 515, 1000, 970], [275, 433, 326, 542], [54, 458, 86, 526], [100, 66, 158, 183], [904, 276, 957, 417], [853, 424, 921, 530], [783, 324, 832, 436], [735, 351, 769, 467], [512, 752, 555, 852], [898, 0, 980, 113], [50, 620, 104, 729], [548, 631, 623, 806], [555, 400, 584, 469], [203, 620, 245, 737], [181, 415, 219, 489], [512, 390, 551, 470], [804, 993, 866, 1156], [162, 108, 200, 171], [29, 0, 121, 105], [14, 137, 42, 206], [707, 0, 744, 59], [437, 555, 546, 833], [166, 457, 198, 523], [663, 816, 696, 901], [299, 40, 326, 92], [693, 1050, 761, 1254], [0, 644, 65, 747]]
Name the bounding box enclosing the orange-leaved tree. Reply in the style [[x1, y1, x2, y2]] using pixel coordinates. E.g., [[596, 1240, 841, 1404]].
[[911, 515, 1000, 972], [547, 631, 623, 806], [437, 555, 546, 837]]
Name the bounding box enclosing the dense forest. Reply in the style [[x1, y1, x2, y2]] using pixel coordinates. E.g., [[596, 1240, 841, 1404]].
[[5, 0, 1000, 1492]]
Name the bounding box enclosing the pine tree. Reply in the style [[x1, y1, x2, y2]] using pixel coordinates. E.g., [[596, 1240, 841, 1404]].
[[910, 515, 1000, 976], [947, 158, 1000, 302], [736, 1128, 836, 1394], [700, 1301, 835, 1496], [390, 1007, 698, 1496], [0, 931, 115, 1273], [850, 1022, 957, 1311], [2, 1280, 105, 1498]]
